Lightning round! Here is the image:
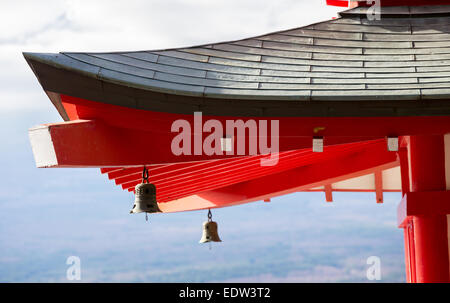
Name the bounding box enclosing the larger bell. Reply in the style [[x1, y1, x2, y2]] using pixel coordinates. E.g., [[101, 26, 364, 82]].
[[199, 214, 222, 243], [130, 182, 161, 214]]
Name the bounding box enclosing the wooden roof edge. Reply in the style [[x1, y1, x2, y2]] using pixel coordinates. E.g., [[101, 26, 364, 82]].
[[340, 5, 450, 18]]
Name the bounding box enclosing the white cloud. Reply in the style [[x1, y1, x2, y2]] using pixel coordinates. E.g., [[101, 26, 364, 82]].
[[0, 0, 341, 111]]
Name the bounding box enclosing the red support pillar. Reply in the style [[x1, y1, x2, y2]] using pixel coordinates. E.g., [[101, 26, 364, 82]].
[[403, 135, 449, 283]]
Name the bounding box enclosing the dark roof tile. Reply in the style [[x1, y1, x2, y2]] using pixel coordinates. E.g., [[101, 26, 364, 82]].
[[25, 5, 450, 101]]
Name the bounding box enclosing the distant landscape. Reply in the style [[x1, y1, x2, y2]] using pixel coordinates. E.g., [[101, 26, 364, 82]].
[[0, 110, 405, 282], [0, 0, 407, 283]]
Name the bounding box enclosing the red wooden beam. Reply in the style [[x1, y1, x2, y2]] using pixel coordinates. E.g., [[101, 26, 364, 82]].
[[375, 170, 383, 203], [28, 119, 251, 167], [29, 95, 446, 168], [197, 141, 398, 205], [122, 140, 387, 202], [122, 149, 312, 191], [398, 146, 410, 196], [154, 152, 331, 201], [115, 152, 298, 186], [326, 0, 450, 7], [30, 119, 390, 167], [400, 135, 450, 283], [324, 184, 333, 202], [109, 162, 210, 182], [100, 167, 123, 174], [107, 163, 187, 180], [150, 141, 398, 212], [120, 140, 383, 190], [126, 150, 322, 201], [326, 0, 350, 7], [397, 191, 450, 227], [61, 95, 450, 139]]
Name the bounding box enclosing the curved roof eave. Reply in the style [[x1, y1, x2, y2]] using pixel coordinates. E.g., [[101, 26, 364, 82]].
[[23, 5, 450, 107]]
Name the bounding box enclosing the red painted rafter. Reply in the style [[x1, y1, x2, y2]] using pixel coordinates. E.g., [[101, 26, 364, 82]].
[[114, 154, 284, 186], [197, 141, 398, 206], [61, 95, 450, 139], [122, 149, 307, 190], [100, 167, 124, 174], [28, 95, 433, 211], [375, 170, 384, 203], [398, 146, 411, 196], [120, 140, 385, 202], [155, 152, 338, 201], [117, 140, 396, 203], [125, 151, 315, 201], [108, 162, 205, 181], [326, 0, 450, 7], [31, 119, 390, 168], [120, 139, 383, 191], [306, 189, 399, 193], [324, 184, 333, 202], [29, 96, 450, 168]]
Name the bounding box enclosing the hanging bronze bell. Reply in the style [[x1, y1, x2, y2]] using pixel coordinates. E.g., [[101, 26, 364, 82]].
[[199, 221, 222, 243], [199, 210, 222, 243], [130, 182, 161, 214]]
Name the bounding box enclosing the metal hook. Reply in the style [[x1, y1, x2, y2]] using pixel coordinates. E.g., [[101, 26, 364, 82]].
[[142, 165, 149, 184], [207, 209, 212, 222]]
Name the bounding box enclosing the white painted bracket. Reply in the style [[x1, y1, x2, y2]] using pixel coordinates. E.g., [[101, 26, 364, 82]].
[[313, 137, 324, 153], [387, 136, 399, 152]]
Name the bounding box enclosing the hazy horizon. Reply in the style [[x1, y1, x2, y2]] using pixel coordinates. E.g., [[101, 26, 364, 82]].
[[0, 0, 406, 282]]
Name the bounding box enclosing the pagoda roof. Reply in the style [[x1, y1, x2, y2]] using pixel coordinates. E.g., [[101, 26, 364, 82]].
[[24, 5, 450, 117], [24, 4, 450, 212]]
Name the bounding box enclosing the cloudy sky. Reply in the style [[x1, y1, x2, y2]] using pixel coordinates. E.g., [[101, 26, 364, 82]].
[[0, 1, 406, 283], [0, 0, 342, 112]]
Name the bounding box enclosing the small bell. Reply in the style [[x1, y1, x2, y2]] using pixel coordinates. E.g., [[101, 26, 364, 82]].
[[130, 182, 161, 214], [130, 166, 161, 215], [199, 209, 222, 243]]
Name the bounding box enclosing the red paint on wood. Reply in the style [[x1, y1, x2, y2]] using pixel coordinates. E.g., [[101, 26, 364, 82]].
[[327, 0, 450, 7], [402, 135, 450, 283], [324, 184, 333, 202], [403, 227, 411, 283], [413, 215, 449, 283], [398, 146, 410, 196], [398, 191, 450, 226], [121, 141, 377, 193], [409, 136, 447, 192], [60, 95, 450, 139], [326, 0, 349, 7], [375, 170, 383, 203], [198, 142, 398, 205]]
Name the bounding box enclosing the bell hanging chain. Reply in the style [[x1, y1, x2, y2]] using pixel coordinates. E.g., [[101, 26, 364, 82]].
[[142, 165, 149, 184], [208, 209, 212, 222]]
